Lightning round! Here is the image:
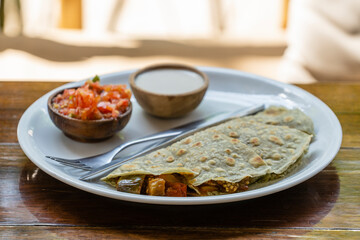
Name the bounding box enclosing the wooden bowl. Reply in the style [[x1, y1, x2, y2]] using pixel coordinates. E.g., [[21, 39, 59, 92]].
[[47, 89, 132, 142], [129, 63, 209, 118]]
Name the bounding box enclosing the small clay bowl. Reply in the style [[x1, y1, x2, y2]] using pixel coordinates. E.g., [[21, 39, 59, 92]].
[[129, 63, 208, 118], [47, 88, 132, 142]]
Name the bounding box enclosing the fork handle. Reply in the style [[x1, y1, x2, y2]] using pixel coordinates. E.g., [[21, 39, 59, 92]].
[[108, 131, 183, 160]]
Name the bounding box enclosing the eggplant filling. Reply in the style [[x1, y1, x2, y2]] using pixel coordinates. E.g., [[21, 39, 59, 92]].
[[116, 174, 251, 197], [195, 177, 251, 196]]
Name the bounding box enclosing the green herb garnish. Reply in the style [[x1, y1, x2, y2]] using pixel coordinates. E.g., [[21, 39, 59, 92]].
[[69, 113, 77, 118], [92, 75, 100, 83]]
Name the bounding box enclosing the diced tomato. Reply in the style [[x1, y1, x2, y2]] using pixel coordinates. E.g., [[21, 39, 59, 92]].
[[52, 76, 131, 120], [108, 91, 121, 100], [165, 182, 187, 197], [97, 102, 113, 113]]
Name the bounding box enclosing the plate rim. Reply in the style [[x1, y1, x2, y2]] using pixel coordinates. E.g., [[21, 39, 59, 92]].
[[17, 66, 342, 205]]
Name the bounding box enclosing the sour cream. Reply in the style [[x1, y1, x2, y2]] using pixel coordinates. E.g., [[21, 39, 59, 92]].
[[135, 69, 205, 95]]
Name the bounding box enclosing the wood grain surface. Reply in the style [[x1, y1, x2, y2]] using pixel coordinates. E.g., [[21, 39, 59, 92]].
[[0, 81, 359, 239]]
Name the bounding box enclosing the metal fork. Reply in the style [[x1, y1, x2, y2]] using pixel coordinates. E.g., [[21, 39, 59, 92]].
[[45, 132, 181, 170]]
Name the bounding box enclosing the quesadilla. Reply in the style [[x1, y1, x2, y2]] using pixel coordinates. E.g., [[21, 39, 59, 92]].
[[102, 106, 314, 197], [102, 129, 269, 196], [242, 106, 314, 135]]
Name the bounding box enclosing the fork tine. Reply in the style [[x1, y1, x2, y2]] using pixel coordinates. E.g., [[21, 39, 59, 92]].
[[46, 156, 92, 171], [55, 161, 93, 171], [46, 156, 83, 163], [59, 162, 93, 171]]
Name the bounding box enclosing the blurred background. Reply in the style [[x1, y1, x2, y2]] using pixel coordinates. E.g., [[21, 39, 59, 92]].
[[0, 0, 359, 83]]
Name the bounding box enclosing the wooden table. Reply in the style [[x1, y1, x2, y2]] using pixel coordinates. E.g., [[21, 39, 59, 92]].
[[0, 81, 359, 239]]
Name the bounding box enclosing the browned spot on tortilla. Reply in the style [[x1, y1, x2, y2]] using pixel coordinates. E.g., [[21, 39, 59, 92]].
[[272, 153, 281, 160], [208, 160, 216, 165], [269, 135, 284, 146], [229, 131, 239, 138], [249, 156, 266, 168], [176, 149, 187, 156], [226, 157, 236, 166], [166, 156, 175, 163], [284, 116, 294, 122], [225, 148, 232, 154], [120, 164, 138, 171], [212, 134, 220, 140], [284, 134, 292, 140], [250, 137, 260, 146], [192, 141, 203, 147]]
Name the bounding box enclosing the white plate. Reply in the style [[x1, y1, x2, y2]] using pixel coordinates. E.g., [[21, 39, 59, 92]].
[[17, 67, 342, 205]]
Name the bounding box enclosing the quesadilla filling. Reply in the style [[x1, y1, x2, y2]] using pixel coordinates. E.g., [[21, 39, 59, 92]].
[[196, 177, 251, 196], [116, 174, 187, 197], [115, 173, 251, 197]]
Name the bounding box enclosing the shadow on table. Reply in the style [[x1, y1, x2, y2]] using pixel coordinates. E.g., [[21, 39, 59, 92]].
[[19, 161, 339, 238]]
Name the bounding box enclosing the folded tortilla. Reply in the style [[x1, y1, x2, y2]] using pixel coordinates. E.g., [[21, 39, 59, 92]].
[[210, 119, 312, 175], [242, 106, 314, 135], [102, 106, 313, 196], [102, 129, 270, 194]]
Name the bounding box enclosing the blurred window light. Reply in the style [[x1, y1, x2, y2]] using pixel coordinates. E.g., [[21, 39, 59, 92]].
[[21, 0, 59, 36], [1, 0, 22, 36], [7, 0, 285, 41]]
